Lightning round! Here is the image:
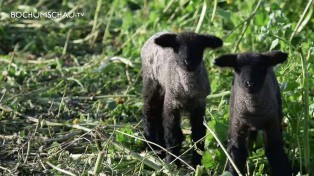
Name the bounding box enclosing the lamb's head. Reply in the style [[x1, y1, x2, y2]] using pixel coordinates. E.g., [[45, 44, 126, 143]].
[[154, 32, 223, 71], [214, 50, 288, 94]]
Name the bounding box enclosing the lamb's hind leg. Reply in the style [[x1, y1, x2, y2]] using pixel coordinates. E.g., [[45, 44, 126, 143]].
[[142, 78, 165, 153], [189, 103, 206, 167], [265, 122, 291, 176]]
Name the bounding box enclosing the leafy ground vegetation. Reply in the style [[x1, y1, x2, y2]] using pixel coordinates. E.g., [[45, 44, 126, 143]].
[[0, 0, 313, 175]]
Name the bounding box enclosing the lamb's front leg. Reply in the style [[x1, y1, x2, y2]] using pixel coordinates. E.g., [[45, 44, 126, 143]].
[[189, 103, 206, 167], [264, 122, 291, 176], [142, 78, 165, 151], [227, 118, 248, 175], [163, 95, 183, 165]]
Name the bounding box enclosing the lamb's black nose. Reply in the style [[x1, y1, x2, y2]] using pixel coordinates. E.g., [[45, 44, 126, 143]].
[[245, 81, 255, 88]]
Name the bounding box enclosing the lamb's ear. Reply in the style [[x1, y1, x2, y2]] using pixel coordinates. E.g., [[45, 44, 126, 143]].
[[214, 54, 237, 68], [263, 50, 288, 66], [154, 33, 178, 49], [198, 35, 223, 49]]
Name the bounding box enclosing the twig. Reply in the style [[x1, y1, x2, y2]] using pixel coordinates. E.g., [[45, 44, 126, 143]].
[[72, 31, 98, 44], [97, 128, 176, 174], [120, 25, 147, 49], [61, 94, 137, 101], [102, 0, 117, 46], [124, 68, 142, 95], [0, 166, 13, 173], [289, 0, 314, 41], [7, 44, 18, 71], [171, 132, 209, 165], [0, 103, 86, 129], [62, 29, 72, 55], [70, 153, 97, 160], [66, 77, 86, 92], [299, 48, 312, 173], [57, 84, 67, 118], [163, 0, 175, 13], [56, 5, 83, 23], [223, 0, 261, 41], [203, 120, 242, 176], [125, 65, 132, 85], [0, 134, 16, 140], [45, 130, 93, 160], [45, 130, 83, 145], [23, 138, 31, 164], [90, 0, 102, 46], [167, 6, 180, 23], [195, 1, 207, 33], [46, 161, 77, 176], [211, 0, 218, 22], [38, 155, 47, 170], [195, 165, 204, 176], [0, 103, 187, 174], [108, 137, 169, 174], [93, 152, 104, 175], [233, 0, 262, 52], [0, 105, 166, 173], [115, 130, 195, 171], [296, 8, 313, 34], [0, 88, 6, 103], [0, 104, 46, 124], [0, 103, 131, 131], [207, 91, 230, 99]]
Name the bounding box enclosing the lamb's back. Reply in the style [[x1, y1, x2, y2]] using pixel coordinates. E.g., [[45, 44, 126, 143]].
[[141, 32, 175, 87]]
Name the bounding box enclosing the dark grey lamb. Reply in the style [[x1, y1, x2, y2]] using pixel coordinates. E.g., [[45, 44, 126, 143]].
[[214, 51, 291, 176], [141, 31, 223, 167]]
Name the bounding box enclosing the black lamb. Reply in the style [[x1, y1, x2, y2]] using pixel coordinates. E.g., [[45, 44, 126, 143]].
[[214, 51, 291, 175], [141, 31, 223, 167]]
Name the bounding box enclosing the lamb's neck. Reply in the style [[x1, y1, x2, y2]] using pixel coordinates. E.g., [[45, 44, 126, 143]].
[[173, 62, 209, 97], [234, 81, 275, 115]]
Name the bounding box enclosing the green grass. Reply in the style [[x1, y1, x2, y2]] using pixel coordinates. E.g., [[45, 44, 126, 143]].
[[0, 0, 313, 175]]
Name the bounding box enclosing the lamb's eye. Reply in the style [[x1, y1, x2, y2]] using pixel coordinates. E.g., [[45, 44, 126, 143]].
[[184, 60, 190, 65]]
